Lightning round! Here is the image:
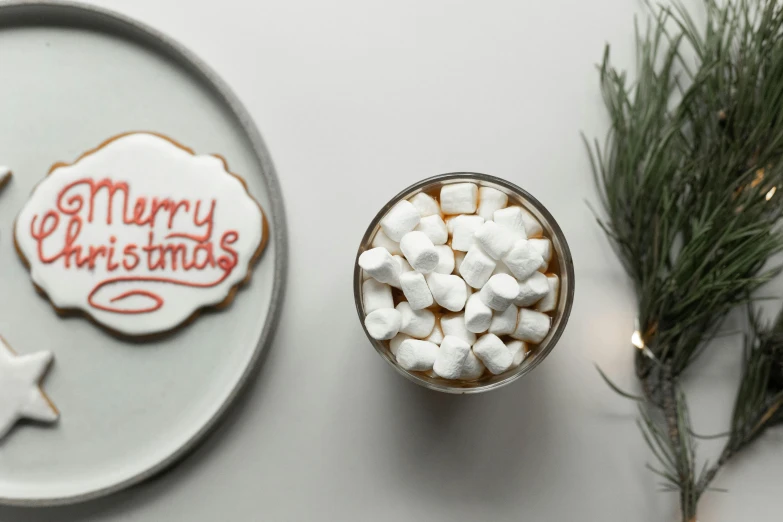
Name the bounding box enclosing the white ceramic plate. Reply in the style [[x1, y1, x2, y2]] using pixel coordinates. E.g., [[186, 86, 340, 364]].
[[0, 1, 287, 506]]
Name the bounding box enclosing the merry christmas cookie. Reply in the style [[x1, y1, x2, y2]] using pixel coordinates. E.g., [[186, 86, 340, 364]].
[[0, 336, 58, 441], [14, 132, 268, 337]]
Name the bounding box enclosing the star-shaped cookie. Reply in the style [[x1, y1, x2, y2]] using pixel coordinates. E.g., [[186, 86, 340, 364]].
[[0, 336, 59, 441]]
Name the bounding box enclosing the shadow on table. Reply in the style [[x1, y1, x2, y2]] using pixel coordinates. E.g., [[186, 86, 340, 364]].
[[379, 357, 559, 508]]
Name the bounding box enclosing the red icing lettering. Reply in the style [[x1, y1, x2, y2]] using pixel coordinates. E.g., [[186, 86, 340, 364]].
[[142, 231, 165, 270], [29, 211, 60, 263], [87, 245, 107, 269], [190, 243, 215, 270], [132, 199, 146, 224], [27, 177, 245, 315], [123, 244, 140, 271], [218, 231, 239, 272], [107, 236, 120, 271], [168, 200, 190, 229], [144, 198, 171, 228], [58, 178, 129, 224]]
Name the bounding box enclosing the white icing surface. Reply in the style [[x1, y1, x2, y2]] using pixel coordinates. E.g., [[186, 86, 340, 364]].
[[0, 337, 58, 441], [14, 133, 265, 336]]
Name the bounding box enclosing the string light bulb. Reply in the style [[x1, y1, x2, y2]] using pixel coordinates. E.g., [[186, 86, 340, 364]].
[[631, 330, 645, 349], [766, 186, 776, 201]]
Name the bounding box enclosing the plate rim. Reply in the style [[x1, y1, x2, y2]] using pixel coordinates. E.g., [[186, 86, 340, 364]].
[[0, 0, 288, 507]]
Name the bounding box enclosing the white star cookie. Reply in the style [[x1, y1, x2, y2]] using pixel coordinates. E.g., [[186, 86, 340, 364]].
[[0, 336, 59, 441]]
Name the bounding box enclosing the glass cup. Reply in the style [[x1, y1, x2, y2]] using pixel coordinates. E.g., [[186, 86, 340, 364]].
[[354, 173, 574, 394]]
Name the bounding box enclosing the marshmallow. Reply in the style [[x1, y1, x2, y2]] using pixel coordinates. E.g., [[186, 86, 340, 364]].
[[395, 255, 414, 273], [503, 239, 543, 281], [425, 320, 444, 345], [451, 215, 485, 252], [445, 215, 457, 235], [362, 278, 394, 313], [380, 200, 421, 241], [365, 308, 402, 340], [433, 335, 471, 379], [390, 333, 412, 356], [359, 247, 401, 285], [409, 192, 441, 217], [440, 183, 478, 214], [427, 272, 468, 312], [511, 308, 551, 344], [415, 215, 448, 245], [459, 245, 496, 289], [434, 245, 455, 274], [454, 250, 466, 273], [492, 261, 515, 278], [489, 303, 518, 335], [396, 301, 436, 338], [473, 334, 513, 375], [440, 313, 477, 345], [535, 274, 560, 313], [460, 350, 486, 381], [479, 273, 519, 311], [396, 339, 439, 371], [400, 231, 439, 274], [465, 293, 492, 333], [514, 271, 550, 307], [399, 271, 434, 310], [371, 229, 402, 255], [493, 206, 528, 241], [529, 238, 553, 272], [477, 187, 508, 221], [474, 221, 515, 260], [507, 340, 528, 369], [520, 207, 544, 238], [389, 255, 414, 288]]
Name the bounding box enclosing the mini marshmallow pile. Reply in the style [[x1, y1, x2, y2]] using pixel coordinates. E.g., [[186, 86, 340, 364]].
[[359, 182, 559, 381]]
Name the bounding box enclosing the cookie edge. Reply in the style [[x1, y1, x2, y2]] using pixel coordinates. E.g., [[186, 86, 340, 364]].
[[0, 334, 59, 418]]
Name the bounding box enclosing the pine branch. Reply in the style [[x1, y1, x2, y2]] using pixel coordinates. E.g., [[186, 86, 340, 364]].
[[697, 307, 783, 494], [587, 1, 783, 519]]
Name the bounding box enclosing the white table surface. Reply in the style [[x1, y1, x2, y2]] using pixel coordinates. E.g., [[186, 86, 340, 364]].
[[2, 0, 782, 520]]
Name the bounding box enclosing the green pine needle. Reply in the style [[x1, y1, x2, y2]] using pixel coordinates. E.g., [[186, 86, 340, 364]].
[[587, 0, 783, 519]]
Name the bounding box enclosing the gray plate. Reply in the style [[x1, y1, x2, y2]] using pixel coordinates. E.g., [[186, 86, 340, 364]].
[[0, 0, 287, 506]]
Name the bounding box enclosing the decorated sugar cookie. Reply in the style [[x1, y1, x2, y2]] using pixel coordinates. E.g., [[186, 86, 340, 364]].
[[0, 336, 58, 441], [14, 132, 268, 337]]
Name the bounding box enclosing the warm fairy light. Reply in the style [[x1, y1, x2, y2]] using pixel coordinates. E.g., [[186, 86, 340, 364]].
[[631, 330, 645, 349], [751, 168, 765, 188], [766, 186, 776, 201]]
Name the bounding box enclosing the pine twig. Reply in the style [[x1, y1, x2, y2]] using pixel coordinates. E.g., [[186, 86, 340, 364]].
[[587, 0, 783, 518]]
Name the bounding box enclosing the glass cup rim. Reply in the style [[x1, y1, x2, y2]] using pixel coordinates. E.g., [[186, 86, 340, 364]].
[[354, 172, 575, 394]]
